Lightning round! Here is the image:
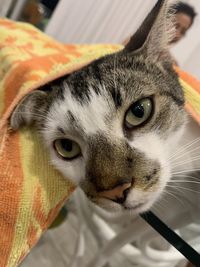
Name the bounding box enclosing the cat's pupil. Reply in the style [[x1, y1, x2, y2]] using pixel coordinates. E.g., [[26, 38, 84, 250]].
[[61, 139, 72, 151], [131, 103, 144, 118]]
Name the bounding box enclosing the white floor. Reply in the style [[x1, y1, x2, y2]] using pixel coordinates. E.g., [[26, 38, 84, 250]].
[[20, 209, 189, 267], [20, 211, 136, 267]]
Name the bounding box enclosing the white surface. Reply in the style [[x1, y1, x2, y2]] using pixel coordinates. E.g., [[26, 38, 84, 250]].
[[45, 0, 157, 43], [0, 0, 14, 17], [9, 0, 27, 20], [46, 0, 200, 79]]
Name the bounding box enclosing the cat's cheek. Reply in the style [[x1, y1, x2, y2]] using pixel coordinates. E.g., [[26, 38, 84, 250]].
[[129, 132, 172, 182], [124, 166, 171, 213], [129, 132, 166, 163], [165, 124, 186, 154], [48, 150, 85, 184], [159, 161, 172, 189]]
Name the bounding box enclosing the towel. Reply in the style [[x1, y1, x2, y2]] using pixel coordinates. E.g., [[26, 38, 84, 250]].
[[175, 66, 200, 125], [0, 18, 199, 267]]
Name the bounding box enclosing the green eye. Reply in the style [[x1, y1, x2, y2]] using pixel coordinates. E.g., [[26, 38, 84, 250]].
[[125, 98, 153, 128], [54, 139, 81, 160]]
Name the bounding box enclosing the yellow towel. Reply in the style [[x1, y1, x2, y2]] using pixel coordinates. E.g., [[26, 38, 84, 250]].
[[175, 66, 200, 125], [0, 18, 199, 267]]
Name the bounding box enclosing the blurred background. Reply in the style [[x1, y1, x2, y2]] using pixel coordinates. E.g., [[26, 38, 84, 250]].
[[0, 0, 200, 79]]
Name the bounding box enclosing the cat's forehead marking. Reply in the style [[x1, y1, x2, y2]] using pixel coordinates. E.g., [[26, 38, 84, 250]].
[[49, 84, 116, 135], [65, 61, 124, 109]]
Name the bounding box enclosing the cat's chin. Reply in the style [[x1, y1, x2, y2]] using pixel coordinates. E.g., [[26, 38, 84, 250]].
[[91, 197, 151, 215], [124, 201, 153, 214]]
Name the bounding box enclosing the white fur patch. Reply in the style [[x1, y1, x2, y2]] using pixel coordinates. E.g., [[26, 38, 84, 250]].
[[125, 128, 185, 212], [48, 84, 113, 136], [130, 132, 168, 168], [170, 118, 200, 172]]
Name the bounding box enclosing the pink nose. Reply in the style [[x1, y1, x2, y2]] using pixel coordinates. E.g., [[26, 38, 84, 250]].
[[98, 182, 132, 203]]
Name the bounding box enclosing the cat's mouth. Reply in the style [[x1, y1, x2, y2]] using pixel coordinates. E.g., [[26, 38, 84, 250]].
[[124, 202, 145, 211], [92, 195, 149, 213], [85, 180, 158, 213]]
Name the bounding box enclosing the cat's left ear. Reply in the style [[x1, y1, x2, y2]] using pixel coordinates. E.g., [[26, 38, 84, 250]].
[[10, 90, 48, 130], [124, 0, 175, 61]]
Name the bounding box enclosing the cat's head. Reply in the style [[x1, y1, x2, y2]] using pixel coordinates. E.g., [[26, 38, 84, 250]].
[[10, 0, 186, 213]]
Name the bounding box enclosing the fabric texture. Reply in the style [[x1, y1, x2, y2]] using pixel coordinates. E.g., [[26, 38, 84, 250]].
[[175, 66, 200, 125], [0, 18, 199, 267]]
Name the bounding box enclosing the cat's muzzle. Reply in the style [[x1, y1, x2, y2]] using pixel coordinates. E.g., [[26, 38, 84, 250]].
[[97, 182, 132, 204]]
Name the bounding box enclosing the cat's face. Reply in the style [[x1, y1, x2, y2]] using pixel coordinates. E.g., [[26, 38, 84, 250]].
[[41, 53, 185, 213], [10, 0, 186, 213]]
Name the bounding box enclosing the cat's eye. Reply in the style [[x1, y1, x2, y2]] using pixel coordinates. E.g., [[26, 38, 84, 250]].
[[54, 139, 81, 160], [125, 98, 153, 128]]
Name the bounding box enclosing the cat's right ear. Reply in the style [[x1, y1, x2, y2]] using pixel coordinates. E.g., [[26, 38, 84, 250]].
[[124, 0, 175, 61], [10, 90, 48, 130]]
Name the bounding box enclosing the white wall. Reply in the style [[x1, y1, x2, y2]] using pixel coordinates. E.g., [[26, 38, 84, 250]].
[[170, 0, 200, 79], [46, 0, 200, 79], [45, 0, 157, 43], [0, 0, 14, 17]]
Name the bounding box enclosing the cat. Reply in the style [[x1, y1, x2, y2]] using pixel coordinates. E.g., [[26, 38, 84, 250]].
[[10, 0, 188, 215]]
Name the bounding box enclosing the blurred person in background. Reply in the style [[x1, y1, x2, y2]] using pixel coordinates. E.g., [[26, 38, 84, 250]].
[[19, 0, 59, 30], [170, 1, 197, 44]]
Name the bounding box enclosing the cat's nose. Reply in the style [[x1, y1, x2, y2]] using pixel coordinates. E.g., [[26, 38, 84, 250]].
[[98, 182, 132, 204]]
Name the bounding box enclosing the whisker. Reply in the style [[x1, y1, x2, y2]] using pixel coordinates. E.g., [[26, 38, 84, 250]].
[[172, 169, 200, 175], [172, 156, 200, 168], [161, 152, 200, 171], [172, 174, 200, 180], [169, 180, 200, 185], [155, 196, 171, 210], [166, 185, 200, 194], [162, 190, 185, 207], [168, 137, 200, 161], [170, 146, 200, 163]]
